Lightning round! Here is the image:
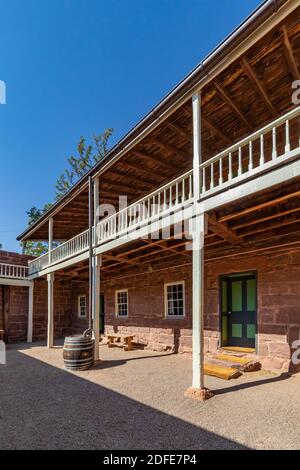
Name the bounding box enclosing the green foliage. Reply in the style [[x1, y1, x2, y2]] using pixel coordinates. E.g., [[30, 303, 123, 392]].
[[55, 129, 113, 200], [22, 204, 53, 257], [23, 129, 113, 256]]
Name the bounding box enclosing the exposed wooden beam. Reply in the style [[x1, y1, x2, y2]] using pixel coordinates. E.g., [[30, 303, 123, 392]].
[[118, 159, 167, 179], [202, 115, 232, 145], [281, 25, 300, 81], [167, 122, 190, 141], [208, 212, 242, 245], [219, 190, 300, 223], [240, 57, 276, 116], [150, 138, 189, 163], [103, 253, 141, 267], [214, 80, 252, 131], [132, 150, 179, 171]]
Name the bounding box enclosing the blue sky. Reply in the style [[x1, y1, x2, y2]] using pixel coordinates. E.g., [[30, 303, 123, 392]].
[[0, 0, 262, 252]]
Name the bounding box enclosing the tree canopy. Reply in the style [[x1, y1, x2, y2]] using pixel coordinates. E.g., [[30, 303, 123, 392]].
[[23, 129, 113, 257]]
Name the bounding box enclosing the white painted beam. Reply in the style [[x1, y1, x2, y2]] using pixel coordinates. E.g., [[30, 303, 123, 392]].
[[47, 273, 54, 348], [191, 213, 205, 389], [27, 284, 34, 343], [48, 218, 53, 265], [192, 91, 202, 200], [92, 254, 102, 361]]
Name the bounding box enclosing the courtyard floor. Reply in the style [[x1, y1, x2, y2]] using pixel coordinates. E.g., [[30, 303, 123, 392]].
[[0, 341, 299, 450]]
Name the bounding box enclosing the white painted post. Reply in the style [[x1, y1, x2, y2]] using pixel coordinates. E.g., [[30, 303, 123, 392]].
[[48, 218, 53, 265], [192, 213, 205, 390], [192, 91, 201, 199], [190, 91, 209, 397], [27, 283, 34, 343], [47, 273, 54, 348], [92, 254, 102, 361], [94, 178, 99, 244]]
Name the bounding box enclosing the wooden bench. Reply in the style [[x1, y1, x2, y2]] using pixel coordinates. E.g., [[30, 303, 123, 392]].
[[107, 334, 135, 351], [0, 330, 4, 342]]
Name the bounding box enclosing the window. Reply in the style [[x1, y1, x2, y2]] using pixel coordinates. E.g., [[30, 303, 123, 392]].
[[78, 295, 87, 318], [116, 290, 128, 317], [165, 282, 185, 318]]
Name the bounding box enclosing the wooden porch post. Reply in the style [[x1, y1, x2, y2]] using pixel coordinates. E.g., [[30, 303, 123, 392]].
[[93, 254, 102, 361], [27, 283, 34, 343], [48, 218, 53, 265], [185, 91, 213, 400], [47, 273, 54, 348]]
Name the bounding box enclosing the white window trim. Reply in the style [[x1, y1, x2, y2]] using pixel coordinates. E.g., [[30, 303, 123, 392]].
[[78, 295, 87, 318], [164, 281, 185, 319], [115, 289, 129, 318]]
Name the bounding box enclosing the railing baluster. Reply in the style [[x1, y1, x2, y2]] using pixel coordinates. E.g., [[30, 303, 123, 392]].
[[219, 157, 223, 186], [175, 182, 179, 205], [285, 119, 290, 153], [182, 178, 185, 202], [202, 167, 206, 193], [260, 134, 265, 166], [189, 175, 193, 199], [238, 147, 242, 176], [210, 162, 214, 190], [248, 141, 253, 171], [272, 126, 277, 159], [228, 153, 232, 181]]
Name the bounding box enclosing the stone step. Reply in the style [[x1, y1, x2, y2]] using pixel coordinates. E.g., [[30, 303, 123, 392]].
[[204, 362, 242, 380], [212, 354, 261, 372]]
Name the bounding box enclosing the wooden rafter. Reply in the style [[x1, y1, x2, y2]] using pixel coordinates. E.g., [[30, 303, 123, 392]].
[[150, 138, 189, 163], [281, 25, 300, 81], [214, 80, 252, 131], [132, 150, 179, 171], [219, 190, 300, 223], [208, 212, 241, 245], [166, 122, 190, 141], [202, 115, 232, 145], [240, 57, 276, 116]]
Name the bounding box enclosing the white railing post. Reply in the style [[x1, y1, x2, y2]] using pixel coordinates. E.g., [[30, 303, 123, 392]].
[[92, 254, 102, 361], [47, 273, 54, 348], [192, 91, 201, 200], [94, 177, 99, 245], [27, 284, 34, 343], [48, 218, 53, 265]]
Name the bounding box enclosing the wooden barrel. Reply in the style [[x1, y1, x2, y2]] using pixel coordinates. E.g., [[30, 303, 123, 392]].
[[63, 335, 94, 371]]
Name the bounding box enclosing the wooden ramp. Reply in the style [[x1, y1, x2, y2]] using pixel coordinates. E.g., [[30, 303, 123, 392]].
[[204, 363, 241, 380]]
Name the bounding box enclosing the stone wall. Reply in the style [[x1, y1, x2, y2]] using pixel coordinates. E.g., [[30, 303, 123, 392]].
[[101, 250, 300, 373]]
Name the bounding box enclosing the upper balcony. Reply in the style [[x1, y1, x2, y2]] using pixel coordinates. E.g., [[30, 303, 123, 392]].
[[28, 106, 300, 276], [0, 263, 29, 280]]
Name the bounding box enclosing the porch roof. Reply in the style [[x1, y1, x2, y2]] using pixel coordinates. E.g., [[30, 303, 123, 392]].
[[17, 0, 299, 242], [47, 175, 300, 281]]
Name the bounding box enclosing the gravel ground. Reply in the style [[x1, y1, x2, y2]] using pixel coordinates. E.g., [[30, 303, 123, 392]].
[[0, 341, 299, 450]]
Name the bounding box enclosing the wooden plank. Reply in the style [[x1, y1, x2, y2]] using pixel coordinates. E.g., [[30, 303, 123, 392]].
[[214, 80, 252, 131], [281, 25, 300, 81], [240, 57, 276, 116]]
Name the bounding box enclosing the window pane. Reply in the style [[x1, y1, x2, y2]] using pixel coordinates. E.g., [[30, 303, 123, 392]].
[[231, 281, 242, 311]]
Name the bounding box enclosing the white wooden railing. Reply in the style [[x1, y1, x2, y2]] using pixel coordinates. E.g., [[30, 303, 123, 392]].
[[0, 263, 28, 279], [28, 106, 300, 275], [200, 106, 300, 196], [96, 169, 194, 243], [28, 229, 90, 274]]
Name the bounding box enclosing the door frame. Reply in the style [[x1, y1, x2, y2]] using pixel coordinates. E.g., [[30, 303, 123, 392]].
[[219, 270, 257, 350]]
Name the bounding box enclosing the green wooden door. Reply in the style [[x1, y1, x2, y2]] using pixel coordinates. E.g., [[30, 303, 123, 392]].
[[99, 295, 105, 334], [221, 273, 256, 348]]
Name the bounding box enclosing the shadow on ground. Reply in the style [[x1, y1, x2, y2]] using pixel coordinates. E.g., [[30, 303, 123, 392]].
[[0, 344, 249, 450]]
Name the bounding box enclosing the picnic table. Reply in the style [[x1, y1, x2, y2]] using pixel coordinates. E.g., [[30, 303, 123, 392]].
[[107, 333, 135, 351]]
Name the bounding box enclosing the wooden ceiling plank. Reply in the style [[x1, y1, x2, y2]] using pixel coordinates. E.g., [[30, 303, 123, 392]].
[[214, 80, 252, 131], [240, 57, 276, 117], [132, 150, 179, 171], [281, 25, 300, 81], [202, 116, 232, 145], [218, 190, 300, 223], [208, 212, 242, 245]]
